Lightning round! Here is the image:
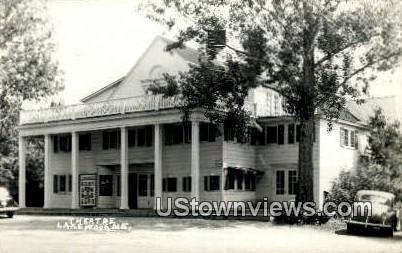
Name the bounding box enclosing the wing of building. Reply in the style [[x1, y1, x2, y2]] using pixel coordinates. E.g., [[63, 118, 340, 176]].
[[17, 36, 400, 210]]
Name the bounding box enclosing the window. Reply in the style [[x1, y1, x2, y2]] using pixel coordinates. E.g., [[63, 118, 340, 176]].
[[103, 130, 120, 150], [288, 124, 295, 144], [278, 125, 284, 145], [224, 123, 235, 141], [53, 175, 58, 193], [128, 129, 136, 147], [59, 175, 66, 192], [204, 176, 220, 191], [99, 175, 113, 196], [138, 174, 148, 196], [200, 123, 217, 142], [276, 171, 285, 195], [296, 124, 301, 142], [340, 128, 358, 148], [164, 124, 184, 145], [182, 176, 191, 192], [163, 178, 177, 192], [184, 123, 192, 143], [236, 170, 244, 190], [288, 170, 297, 195], [244, 172, 256, 191], [137, 128, 146, 146], [59, 135, 71, 152], [266, 126, 277, 144], [79, 133, 91, 151], [224, 168, 235, 190], [68, 175, 72, 192], [138, 126, 153, 147], [53, 175, 71, 194]]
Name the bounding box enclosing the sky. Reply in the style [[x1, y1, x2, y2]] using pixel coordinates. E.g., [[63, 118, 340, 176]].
[[44, 0, 402, 106]]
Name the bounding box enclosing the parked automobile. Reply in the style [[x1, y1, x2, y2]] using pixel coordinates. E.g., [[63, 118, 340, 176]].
[[0, 187, 19, 218], [346, 190, 400, 236]]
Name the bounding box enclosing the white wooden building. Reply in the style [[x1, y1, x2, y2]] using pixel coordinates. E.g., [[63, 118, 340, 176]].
[[17, 36, 394, 210]]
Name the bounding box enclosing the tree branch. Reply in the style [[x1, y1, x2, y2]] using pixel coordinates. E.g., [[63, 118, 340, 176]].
[[340, 51, 401, 86]]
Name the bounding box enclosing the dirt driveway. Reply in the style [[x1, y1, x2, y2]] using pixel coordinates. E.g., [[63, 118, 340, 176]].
[[0, 215, 401, 253]]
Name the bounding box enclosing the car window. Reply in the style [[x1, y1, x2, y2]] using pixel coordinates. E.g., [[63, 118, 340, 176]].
[[359, 194, 391, 205]]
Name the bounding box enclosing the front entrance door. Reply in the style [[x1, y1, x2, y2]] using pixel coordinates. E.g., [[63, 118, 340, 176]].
[[128, 173, 137, 209], [137, 174, 154, 209]]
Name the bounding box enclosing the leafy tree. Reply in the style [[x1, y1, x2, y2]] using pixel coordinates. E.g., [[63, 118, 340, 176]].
[[140, 0, 402, 203], [0, 0, 63, 199], [330, 109, 402, 203]]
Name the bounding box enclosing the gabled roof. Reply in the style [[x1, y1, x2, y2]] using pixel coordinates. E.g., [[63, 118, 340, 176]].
[[80, 36, 200, 103], [81, 77, 125, 103]]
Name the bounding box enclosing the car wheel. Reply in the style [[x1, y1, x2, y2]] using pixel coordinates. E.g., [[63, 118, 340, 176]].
[[385, 227, 393, 237], [347, 223, 355, 234], [6, 212, 14, 218]]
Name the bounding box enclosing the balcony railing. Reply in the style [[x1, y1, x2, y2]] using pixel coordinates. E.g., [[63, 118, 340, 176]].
[[20, 95, 263, 125]]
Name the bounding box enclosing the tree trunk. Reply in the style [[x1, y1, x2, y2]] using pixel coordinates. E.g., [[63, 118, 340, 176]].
[[296, 2, 316, 204], [297, 117, 315, 203]]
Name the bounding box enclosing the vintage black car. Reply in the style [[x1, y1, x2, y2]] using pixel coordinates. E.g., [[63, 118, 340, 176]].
[[0, 187, 19, 218], [346, 190, 400, 236]]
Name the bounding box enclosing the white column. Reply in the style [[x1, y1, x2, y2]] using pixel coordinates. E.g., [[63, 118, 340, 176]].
[[43, 134, 51, 208], [18, 136, 26, 208], [191, 121, 200, 200], [120, 127, 129, 210], [154, 124, 163, 209], [71, 132, 79, 209]]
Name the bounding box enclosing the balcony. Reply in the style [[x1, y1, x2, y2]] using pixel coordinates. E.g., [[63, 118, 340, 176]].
[[19, 95, 263, 125]]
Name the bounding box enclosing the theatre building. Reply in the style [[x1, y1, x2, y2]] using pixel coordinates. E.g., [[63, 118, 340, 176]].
[[17, 36, 396, 210]]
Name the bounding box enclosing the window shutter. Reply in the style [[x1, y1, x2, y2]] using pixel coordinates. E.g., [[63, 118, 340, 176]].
[[102, 131, 109, 150], [53, 175, 58, 193], [53, 136, 59, 153]]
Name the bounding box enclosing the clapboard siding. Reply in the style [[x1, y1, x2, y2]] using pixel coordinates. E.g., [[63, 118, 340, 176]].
[[318, 120, 367, 206], [255, 120, 321, 204]]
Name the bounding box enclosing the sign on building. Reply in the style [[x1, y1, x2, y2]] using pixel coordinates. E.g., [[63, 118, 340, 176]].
[[79, 174, 97, 207]]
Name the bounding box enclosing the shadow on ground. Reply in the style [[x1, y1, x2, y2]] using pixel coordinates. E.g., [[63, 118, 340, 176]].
[[335, 228, 402, 241]]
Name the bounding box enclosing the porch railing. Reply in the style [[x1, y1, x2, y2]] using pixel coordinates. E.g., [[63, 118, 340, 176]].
[[19, 95, 260, 125]]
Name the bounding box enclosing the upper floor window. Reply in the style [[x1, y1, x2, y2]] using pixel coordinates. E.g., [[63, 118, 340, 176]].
[[79, 133, 91, 151], [266, 125, 285, 145], [103, 130, 120, 150], [127, 126, 153, 147], [340, 127, 358, 149], [53, 135, 72, 153], [137, 126, 153, 147], [288, 124, 295, 144], [165, 123, 190, 145], [200, 123, 217, 142]]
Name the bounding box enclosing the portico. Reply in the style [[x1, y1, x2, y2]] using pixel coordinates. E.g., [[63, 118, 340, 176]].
[[17, 95, 204, 210]]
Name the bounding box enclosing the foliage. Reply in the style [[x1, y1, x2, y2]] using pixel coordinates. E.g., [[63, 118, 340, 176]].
[[140, 0, 402, 202], [0, 0, 62, 195], [330, 109, 402, 203]]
